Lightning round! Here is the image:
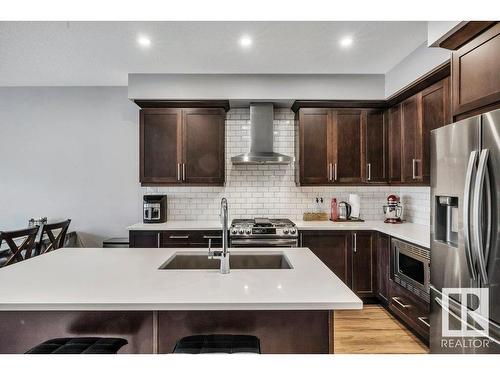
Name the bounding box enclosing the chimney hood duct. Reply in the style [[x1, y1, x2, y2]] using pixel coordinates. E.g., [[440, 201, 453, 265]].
[[231, 103, 293, 165]]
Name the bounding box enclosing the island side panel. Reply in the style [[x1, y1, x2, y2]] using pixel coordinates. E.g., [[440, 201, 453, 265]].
[[158, 310, 331, 354], [0, 311, 153, 354]]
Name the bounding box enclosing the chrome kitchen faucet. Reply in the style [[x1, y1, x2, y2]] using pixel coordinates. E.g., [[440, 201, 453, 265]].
[[208, 197, 230, 274]]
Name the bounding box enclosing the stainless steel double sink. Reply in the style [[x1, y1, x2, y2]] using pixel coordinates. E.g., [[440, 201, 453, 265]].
[[159, 252, 292, 270]]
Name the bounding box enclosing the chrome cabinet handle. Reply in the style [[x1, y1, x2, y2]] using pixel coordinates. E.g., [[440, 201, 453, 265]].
[[353, 232, 357, 253], [392, 297, 410, 309], [463, 151, 478, 280], [203, 235, 222, 240], [334, 163, 337, 181], [182, 163, 186, 181], [472, 149, 490, 284], [169, 235, 189, 239], [177, 163, 181, 181], [412, 159, 416, 179], [367, 163, 371, 181], [157, 233, 160, 248], [328, 163, 332, 181], [418, 316, 430, 328]]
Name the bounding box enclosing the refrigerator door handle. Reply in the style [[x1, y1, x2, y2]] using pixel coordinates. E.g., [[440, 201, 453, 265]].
[[463, 151, 478, 280], [472, 149, 490, 285]]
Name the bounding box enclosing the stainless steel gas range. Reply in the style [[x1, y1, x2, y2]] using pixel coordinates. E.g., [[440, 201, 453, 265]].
[[229, 218, 298, 247]]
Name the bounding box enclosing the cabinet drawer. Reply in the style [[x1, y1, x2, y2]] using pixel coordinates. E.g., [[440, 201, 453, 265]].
[[161, 230, 222, 247], [388, 280, 430, 341]]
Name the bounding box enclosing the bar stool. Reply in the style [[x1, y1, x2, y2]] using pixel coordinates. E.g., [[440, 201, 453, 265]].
[[37, 219, 71, 254], [0, 227, 39, 267], [26, 337, 128, 354], [173, 334, 261, 354]]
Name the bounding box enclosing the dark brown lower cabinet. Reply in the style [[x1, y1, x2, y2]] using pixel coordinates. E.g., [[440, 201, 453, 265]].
[[377, 233, 391, 304], [351, 231, 377, 298], [129, 230, 222, 248], [300, 231, 350, 284], [300, 231, 376, 298], [388, 280, 430, 342]]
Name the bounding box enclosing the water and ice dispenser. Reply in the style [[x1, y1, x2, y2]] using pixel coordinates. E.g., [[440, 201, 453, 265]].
[[434, 196, 459, 247]]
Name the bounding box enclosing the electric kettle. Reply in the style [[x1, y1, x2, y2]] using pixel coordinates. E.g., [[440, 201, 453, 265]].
[[338, 201, 352, 220]]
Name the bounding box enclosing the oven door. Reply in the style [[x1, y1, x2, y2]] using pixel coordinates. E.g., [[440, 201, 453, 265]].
[[395, 247, 430, 293], [230, 238, 298, 247]]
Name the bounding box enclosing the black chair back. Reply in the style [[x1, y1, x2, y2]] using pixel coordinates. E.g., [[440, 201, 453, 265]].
[[0, 227, 39, 267], [38, 219, 71, 254]]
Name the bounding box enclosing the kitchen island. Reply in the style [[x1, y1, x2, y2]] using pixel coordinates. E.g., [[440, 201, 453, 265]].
[[0, 247, 361, 354]]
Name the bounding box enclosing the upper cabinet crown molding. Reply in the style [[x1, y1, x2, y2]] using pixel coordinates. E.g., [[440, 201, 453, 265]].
[[134, 100, 230, 112], [436, 21, 497, 50], [291, 100, 386, 113]]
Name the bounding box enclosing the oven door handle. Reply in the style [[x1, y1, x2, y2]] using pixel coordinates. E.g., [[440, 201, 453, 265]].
[[230, 238, 298, 247]]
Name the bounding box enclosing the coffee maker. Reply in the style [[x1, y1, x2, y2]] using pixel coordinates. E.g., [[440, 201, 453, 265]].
[[383, 194, 403, 224], [143, 195, 168, 223]]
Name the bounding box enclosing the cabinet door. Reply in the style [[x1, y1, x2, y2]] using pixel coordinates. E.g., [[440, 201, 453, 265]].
[[388, 105, 402, 183], [351, 232, 376, 298], [452, 23, 500, 118], [401, 95, 423, 182], [140, 109, 182, 185], [182, 108, 225, 185], [365, 110, 386, 183], [421, 78, 450, 184], [298, 109, 331, 185], [377, 233, 391, 303], [300, 231, 350, 284], [129, 231, 160, 248], [332, 110, 363, 183]]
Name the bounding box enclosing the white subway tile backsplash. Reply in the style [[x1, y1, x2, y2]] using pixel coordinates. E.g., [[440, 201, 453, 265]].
[[143, 109, 431, 225]]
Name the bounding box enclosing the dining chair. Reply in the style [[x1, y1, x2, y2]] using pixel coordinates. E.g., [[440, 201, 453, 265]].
[[37, 219, 71, 254], [0, 227, 39, 267]]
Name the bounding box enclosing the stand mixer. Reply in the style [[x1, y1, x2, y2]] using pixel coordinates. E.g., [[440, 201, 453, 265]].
[[383, 194, 403, 224]]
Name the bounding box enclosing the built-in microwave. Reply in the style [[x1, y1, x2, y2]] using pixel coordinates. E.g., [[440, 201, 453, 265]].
[[392, 238, 430, 301]]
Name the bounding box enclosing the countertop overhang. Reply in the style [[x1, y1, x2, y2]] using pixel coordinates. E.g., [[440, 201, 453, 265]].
[[0, 247, 362, 312], [128, 220, 430, 248]]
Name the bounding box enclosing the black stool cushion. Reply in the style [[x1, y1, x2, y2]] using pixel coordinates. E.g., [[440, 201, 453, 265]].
[[173, 334, 261, 354], [26, 337, 128, 354]]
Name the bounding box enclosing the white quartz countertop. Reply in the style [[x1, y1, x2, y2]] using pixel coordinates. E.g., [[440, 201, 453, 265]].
[[127, 220, 430, 248], [0, 247, 362, 311]]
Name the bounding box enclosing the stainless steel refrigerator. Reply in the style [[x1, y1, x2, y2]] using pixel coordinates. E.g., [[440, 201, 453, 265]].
[[430, 109, 500, 353]]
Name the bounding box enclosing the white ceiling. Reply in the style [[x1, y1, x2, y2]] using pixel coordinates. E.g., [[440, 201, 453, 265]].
[[0, 21, 428, 86]]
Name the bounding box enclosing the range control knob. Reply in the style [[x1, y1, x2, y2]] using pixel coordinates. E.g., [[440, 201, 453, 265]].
[[238, 228, 244, 234], [289, 227, 297, 234], [283, 228, 289, 234], [230, 228, 238, 234], [245, 228, 252, 235]]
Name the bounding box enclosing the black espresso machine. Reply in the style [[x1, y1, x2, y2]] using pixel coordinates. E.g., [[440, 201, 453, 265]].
[[143, 195, 168, 223]]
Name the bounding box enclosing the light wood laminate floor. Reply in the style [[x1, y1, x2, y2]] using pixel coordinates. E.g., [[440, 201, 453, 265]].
[[334, 305, 429, 354]]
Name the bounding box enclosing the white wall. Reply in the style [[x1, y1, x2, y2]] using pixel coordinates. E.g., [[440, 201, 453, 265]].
[[128, 74, 386, 102], [0, 87, 140, 246], [384, 42, 451, 98]]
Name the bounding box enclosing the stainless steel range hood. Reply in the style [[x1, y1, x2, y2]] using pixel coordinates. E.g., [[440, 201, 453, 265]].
[[231, 103, 293, 165]]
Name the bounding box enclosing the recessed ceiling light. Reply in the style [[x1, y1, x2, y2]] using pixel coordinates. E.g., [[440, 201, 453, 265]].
[[339, 36, 353, 48], [137, 35, 151, 48], [239, 36, 252, 48]]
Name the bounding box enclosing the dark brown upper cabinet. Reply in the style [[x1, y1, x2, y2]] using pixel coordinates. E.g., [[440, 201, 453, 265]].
[[182, 108, 225, 185], [388, 105, 402, 184], [401, 95, 423, 183], [421, 78, 451, 183], [452, 23, 500, 120], [140, 108, 182, 185], [296, 108, 331, 185], [364, 110, 387, 183], [387, 78, 450, 185], [140, 107, 225, 186], [332, 110, 363, 184], [296, 108, 365, 185]]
